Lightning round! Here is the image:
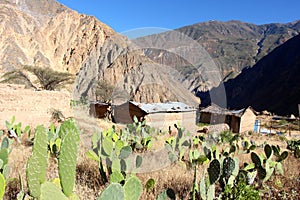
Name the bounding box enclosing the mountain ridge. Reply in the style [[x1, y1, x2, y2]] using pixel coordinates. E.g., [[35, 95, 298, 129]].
[[200, 33, 300, 115], [139, 20, 300, 93]]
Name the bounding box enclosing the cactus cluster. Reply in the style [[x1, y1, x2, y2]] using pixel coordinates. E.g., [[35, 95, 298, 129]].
[[244, 144, 288, 182], [98, 176, 142, 200], [120, 116, 159, 152], [87, 125, 144, 184], [198, 145, 240, 200], [26, 119, 80, 199], [0, 131, 12, 199], [286, 139, 300, 158], [165, 126, 191, 163]]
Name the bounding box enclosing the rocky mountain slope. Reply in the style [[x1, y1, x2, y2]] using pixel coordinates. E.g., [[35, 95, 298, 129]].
[[0, 0, 115, 74], [0, 0, 199, 106], [201, 34, 300, 115], [137, 20, 300, 92]]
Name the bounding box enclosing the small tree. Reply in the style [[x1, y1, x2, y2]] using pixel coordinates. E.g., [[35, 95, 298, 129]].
[[95, 79, 114, 103], [1, 66, 74, 91]]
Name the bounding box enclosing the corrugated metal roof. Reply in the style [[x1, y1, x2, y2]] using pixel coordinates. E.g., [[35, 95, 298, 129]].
[[130, 101, 196, 114], [200, 104, 249, 117], [200, 104, 231, 115], [90, 101, 110, 106], [230, 108, 246, 116]]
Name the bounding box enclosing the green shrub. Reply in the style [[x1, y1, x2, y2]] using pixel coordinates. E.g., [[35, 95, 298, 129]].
[[222, 177, 260, 200], [1, 65, 74, 91]]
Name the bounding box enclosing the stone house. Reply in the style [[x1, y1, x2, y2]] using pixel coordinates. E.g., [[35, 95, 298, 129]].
[[200, 104, 257, 133]]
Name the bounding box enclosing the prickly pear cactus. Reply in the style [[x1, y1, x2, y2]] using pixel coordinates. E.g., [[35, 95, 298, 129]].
[[207, 184, 215, 200], [257, 166, 267, 180], [58, 120, 80, 197], [199, 175, 207, 200], [33, 126, 48, 182], [1, 137, 9, 149], [102, 137, 114, 156], [26, 155, 41, 198], [26, 125, 48, 198], [264, 144, 272, 159], [58, 120, 80, 142], [251, 152, 261, 168], [278, 151, 288, 162], [110, 171, 124, 183], [98, 183, 124, 200], [40, 181, 68, 200], [208, 159, 221, 184], [222, 157, 235, 178], [124, 176, 143, 200], [0, 173, 5, 199], [0, 148, 8, 168]]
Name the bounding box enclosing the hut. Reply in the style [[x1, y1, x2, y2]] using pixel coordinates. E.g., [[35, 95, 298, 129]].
[[200, 104, 257, 133], [89, 101, 110, 118], [113, 101, 197, 131]]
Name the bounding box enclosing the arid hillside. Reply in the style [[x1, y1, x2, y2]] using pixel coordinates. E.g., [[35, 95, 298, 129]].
[[0, 84, 72, 129], [0, 0, 198, 107]]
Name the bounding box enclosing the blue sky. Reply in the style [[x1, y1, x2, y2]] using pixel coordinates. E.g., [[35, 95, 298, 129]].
[[57, 0, 300, 33]]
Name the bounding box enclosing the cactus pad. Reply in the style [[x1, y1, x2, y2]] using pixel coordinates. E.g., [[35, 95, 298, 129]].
[[98, 183, 124, 200], [33, 126, 48, 183], [257, 166, 267, 180], [26, 155, 42, 198], [0, 173, 5, 199], [251, 152, 261, 168], [0, 148, 8, 167], [278, 151, 288, 162], [26, 125, 48, 198], [223, 157, 235, 178], [59, 130, 79, 197], [124, 176, 143, 200], [208, 159, 221, 184], [145, 178, 155, 192], [264, 144, 272, 159], [40, 181, 67, 200]]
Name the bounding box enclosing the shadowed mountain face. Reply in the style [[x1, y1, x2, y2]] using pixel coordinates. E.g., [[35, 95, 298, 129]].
[[138, 20, 300, 92], [200, 34, 300, 116]]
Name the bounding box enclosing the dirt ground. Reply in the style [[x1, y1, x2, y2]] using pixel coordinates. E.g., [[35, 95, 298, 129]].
[[0, 84, 73, 129]]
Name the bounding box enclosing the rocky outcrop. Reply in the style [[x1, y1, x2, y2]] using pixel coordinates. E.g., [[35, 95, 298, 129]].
[[74, 34, 200, 106], [0, 0, 199, 106], [0, 0, 114, 74]]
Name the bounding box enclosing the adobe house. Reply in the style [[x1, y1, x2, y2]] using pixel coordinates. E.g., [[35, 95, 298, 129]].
[[89, 101, 111, 118], [200, 104, 257, 133], [113, 101, 197, 131]]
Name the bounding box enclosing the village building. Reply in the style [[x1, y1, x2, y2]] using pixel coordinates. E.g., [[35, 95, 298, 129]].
[[200, 104, 257, 133], [89, 101, 111, 119], [112, 101, 197, 131]]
